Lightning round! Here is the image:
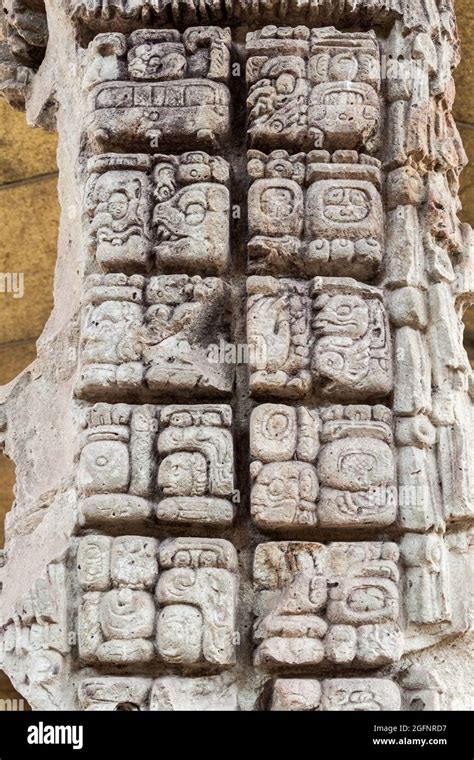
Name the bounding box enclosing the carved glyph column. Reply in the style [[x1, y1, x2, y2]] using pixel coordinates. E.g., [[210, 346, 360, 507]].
[[0, 0, 473, 711]]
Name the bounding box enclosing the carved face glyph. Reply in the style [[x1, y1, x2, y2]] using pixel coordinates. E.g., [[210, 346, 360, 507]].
[[313, 294, 369, 338], [154, 185, 227, 241], [158, 451, 208, 497], [100, 588, 155, 640], [322, 187, 370, 223], [128, 43, 187, 81], [107, 191, 129, 220], [157, 605, 203, 663], [82, 301, 143, 364], [252, 461, 318, 525]]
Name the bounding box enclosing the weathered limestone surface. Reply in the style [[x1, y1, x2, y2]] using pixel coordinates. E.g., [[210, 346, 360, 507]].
[[0, 0, 473, 710]]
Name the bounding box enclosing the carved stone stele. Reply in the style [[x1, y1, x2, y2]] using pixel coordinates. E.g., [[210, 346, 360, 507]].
[[0, 0, 473, 711]]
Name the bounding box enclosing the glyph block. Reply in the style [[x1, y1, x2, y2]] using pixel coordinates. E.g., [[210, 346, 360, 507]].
[[399, 530, 473, 651], [77, 536, 239, 666], [250, 403, 396, 530], [247, 27, 380, 153], [1, 2, 473, 714], [77, 403, 235, 528], [247, 276, 393, 400], [77, 674, 238, 710], [156, 538, 238, 666], [0, 563, 71, 710], [86, 28, 232, 152], [149, 674, 238, 711], [248, 150, 383, 279], [77, 274, 234, 398], [156, 405, 235, 525], [308, 29, 381, 153], [269, 678, 401, 711], [85, 152, 230, 275], [253, 541, 402, 669]]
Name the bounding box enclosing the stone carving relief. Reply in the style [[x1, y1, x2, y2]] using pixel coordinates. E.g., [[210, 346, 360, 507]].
[[250, 403, 396, 530], [156, 405, 235, 526], [382, 72, 474, 537], [85, 151, 230, 275], [76, 403, 156, 526], [400, 529, 473, 650], [76, 403, 235, 527], [247, 276, 393, 400], [77, 535, 159, 664], [77, 274, 234, 398], [67, 0, 452, 36], [78, 676, 152, 710], [0, 562, 71, 710], [85, 28, 232, 152], [400, 668, 448, 712], [77, 535, 238, 666], [0, 0, 473, 714], [268, 677, 402, 711], [1, 0, 47, 70], [156, 537, 238, 666], [384, 21, 466, 174], [266, 671, 448, 711], [85, 154, 153, 273], [152, 152, 230, 274], [248, 150, 383, 279], [308, 28, 381, 153], [247, 27, 381, 154], [253, 541, 402, 669], [78, 673, 238, 710]]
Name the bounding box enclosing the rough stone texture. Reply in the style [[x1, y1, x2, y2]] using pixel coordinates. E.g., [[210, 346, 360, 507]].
[[0, 0, 473, 711]]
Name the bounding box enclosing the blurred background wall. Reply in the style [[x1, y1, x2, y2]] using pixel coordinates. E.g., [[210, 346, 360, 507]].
[[0, 0, 473, 704]]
